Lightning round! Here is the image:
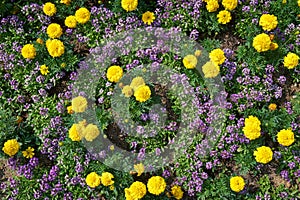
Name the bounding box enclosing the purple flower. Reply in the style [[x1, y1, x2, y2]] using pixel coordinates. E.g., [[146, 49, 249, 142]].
[[39, 107, 49, 116]]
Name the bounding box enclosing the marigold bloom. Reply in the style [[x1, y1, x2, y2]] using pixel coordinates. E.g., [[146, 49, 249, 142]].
[[206, 0, 219, 12], [21, 44, 36, 59], [101, 172, 114, 186], [72, 96, 88, 113], [69, 124, 82, 142], [259, 14, 278, 31], [47, 23, 63, 39], [171, 185, 184, 200], [202, 61, 220, 78], [122, 85, 133, 97], [209, 48, 226, 65], [22, 147, 35, 159], [46, 39, 65, 57], [76, 120, 87, 139], [242, 115, 261, 140], [84, 124, 100, 141], [270, 42, 278, 50], [2, 139, 20, 157], [65, 15, 77, 28], [40, 65, 49, 75], [277, 129, 295, 146], [130, 77, 145, 91], [134, 163, 144, 176], [75, 8, 90, 24], [222, 0, 238, 10], [61, 0, 71, 5], [268, 103, 277, 111], [36, 38, 43, 45], [217, 10, 232, 24], [107, 65, 123, 83], [230, 176, 245, 192], [253, 146, 273, 164], [147, 176, 166, 195], [283, 52, 299, 69], [134, 85, 151, 102], [194, 50, 202, 57], [125, 181, 147, 200], [142, 11, 155, 25], [183, 55, 198, 69], [86, 172, 101, 188], [67, 106, 73, 114], [43, 2, 56, 16], [121, 0, 138, 12], [252, 33, 271, 52]]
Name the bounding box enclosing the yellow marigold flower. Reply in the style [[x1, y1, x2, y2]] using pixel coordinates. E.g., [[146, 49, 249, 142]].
[[101, 172, 114, 186], [75, 7, 90, 24], [147, 176, 166, 195], [47, 23, 63, 39], [183, 54, 198, 69], [110, 185, 115, 190], [282, 0, 286, 3], [206, 0, 219, 12], [171, 185, 184, 200], [125, 181, 147, 200], [217, 10, 232, 24], [22, 147, 34, 159], [121, 0, 138, 12], [269, 34, 275, 40], [130, 77, 145, 91], [72, 96, 88, 113], [2, 139, 20, 157], [283, 52, 299, 69], [202, 61, 220, 78], [43, 2, 56, 16], [122, 85, 133, 97], [40, 65, 49, 75], [268, 103, 277, 111], [270, 42, 278, 50], [134, 163, 144, 176], [252, 33, 271, 52], [46, 39, 65, 57], [222, 0, 238, 10], [242, 115, 261, 140], [77, 121, 87, 139], [109, 145, 114, 151], [134, 85, 151, 102], [65, 15, 77, 28], [254, 146, 273, 164], [298, 0, 300, 6], [277, 129, 295, 146], [194, 50, 202, 57], [69, 124, 81, 142], [209, 48, 226, 65], [61, 0, 71, 5], [86, 172, 101, 188], [107, 65, 123, 83], [259, 14, 278, 31], [142, 11, 155, 25], [21, 44, 36, 59], [230, 176, 245, 192], [84, 124, 100, 141], [67, 105, 73, 114], [36, 38, 43, 45]]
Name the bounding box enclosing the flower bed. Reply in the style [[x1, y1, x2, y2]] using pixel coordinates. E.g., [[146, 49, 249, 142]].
[[0, 0, 299, 199]]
